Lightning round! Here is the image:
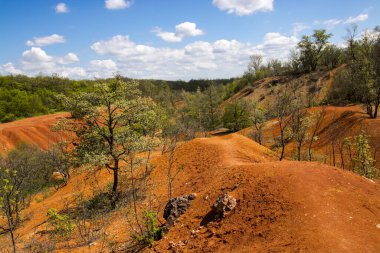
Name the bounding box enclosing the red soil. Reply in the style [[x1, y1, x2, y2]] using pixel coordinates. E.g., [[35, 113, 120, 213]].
[[150, 134, 380, 253], [1, 115, 380, 252], [239, 105, 380, 170], [0, 112, 70, 153]]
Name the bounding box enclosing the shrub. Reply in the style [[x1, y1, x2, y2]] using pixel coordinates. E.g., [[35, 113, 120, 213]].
[[46, 208, 75, 237], [135, 210, 164, 246], [353, 131, 377, 178]]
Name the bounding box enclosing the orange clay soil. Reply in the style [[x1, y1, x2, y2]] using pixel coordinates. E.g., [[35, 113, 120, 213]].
[[0, 112, 70, 153], [149, 134, 380, 253], [239, 105, 380, 170], [0, 115, 380, 252]]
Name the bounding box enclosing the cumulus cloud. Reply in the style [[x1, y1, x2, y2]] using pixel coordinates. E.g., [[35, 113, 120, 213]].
[[22, 47, 53, 62], [344, 13, 368, 24], [255, 33, 298, 59], [26, 34, 66, 47], [55, 3, 69, 13], [153, 22, 204, 42], [105, 0, 133, 10], [58, 53, 80, 64], [90, 32, 296, 80], [90, 59, 117, 69], [88, 59, 118, 78], [19, 47, 85, 78], [0, 62, 23, 75], [213, 0, 273, 16]]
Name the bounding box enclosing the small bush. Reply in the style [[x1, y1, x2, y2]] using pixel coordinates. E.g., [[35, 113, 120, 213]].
[[46, 208, 75, 237], [135, 210, 164, 246]]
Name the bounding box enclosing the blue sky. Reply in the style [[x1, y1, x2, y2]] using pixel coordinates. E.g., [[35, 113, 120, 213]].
[[0, 0, 379, 80]]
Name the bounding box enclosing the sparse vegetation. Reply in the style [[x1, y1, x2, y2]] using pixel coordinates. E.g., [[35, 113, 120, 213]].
[[1, 21, 380, 252], [46, 208, 75, 238]]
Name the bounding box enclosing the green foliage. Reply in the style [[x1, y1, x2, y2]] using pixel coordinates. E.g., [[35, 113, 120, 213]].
[[57, 76, 159, 208], [180, 85, 224, 134], [0, 167, 18, 216], [328, 26, 380, 117], [222, 100, 251, 132], [353, 131, 377, 178], [46, 208, 75, 237], [0, 75, 95, 122], [298, 29, 332, 72], [135, 210, 163, 245]]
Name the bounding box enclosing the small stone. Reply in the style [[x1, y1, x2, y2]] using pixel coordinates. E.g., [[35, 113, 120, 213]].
[[212, 193, 237, 218], [163, 194, 196, 227], [376, 224, 380, 229]]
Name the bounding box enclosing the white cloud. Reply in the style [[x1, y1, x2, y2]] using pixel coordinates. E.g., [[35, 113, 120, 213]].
[[323, 19, 342, 28], [26, 34, 66, 47], [153, 22, 204, 42], [89, 32, 295, 80], [105, 0, 133, 10], [344, 13, 368, 24], [55, 3, 69, 13], [22, 47, 53, 62], [255, 33, 298, 59], [292, 23, 309, 37], [213, 0, 273, 16], [0, 62, 23, 75], [19, 47, 85, 78], [90, 59, 117, 70], [89, 60, 118, 78], [58, 53, 80, 64]]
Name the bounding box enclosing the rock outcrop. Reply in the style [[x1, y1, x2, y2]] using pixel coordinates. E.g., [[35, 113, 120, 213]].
[[163, 193, 197, 227]]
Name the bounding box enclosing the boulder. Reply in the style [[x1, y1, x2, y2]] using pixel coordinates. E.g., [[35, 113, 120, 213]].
[[163, 193, 197, 227], [212, 193, 237, 218]]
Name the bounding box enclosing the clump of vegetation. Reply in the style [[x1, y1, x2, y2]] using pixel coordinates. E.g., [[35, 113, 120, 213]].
[[354, 132, 376, 178], [134, 210, 164, 246], [0, 168, 19, 253], [328, 25, 380, 118], [222, 100, 251, 132], [56, 76, 160, 209], [46, 208, 75, 237]]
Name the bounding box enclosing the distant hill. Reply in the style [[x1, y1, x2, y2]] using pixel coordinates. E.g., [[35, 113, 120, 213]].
[[222, 65, 345, 108]]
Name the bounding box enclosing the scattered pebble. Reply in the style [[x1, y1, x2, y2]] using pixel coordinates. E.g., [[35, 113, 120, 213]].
[[376, 224, 380, 229]]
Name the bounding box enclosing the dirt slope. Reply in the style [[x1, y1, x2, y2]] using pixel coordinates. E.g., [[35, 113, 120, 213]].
[[1, 117, 379, 252], [239, 105, 380, 170], [223, 65, 345, 108], [0, 112, 69, 153], [150, 134, 380, 253]]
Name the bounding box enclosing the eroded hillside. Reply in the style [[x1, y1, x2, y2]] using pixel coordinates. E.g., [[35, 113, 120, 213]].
[[1, 114, 379, 252], [223, 65, 345, 107]]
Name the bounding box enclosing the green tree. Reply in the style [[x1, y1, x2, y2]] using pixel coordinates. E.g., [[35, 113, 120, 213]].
[[0, 168, 19, 253], [298, 29, 332, 72], [58, 77, 158, 208], [353, 131, 377, 178], [246, 101, 266, 145], [344, 27, 380, 118], [222, 100, 251, 132]]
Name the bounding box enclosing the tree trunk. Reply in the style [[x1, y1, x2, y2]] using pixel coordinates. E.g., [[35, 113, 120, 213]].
[[374, 103, 379, 118], [308, 141, 313, 161], [280, 141, 285, 161], [111, 160, 119, 209], [7, 207, 16, 253], [297, 143, 302, 161], [331, 141, 336, 167], [258, 129, 262, 145]]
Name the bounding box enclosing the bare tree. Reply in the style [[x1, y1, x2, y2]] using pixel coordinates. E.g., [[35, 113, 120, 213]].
[[247, 54, 264, 74], [289, 106, 310, 161], [307, 107, 326, 161], [271, 86, 295, 160]]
